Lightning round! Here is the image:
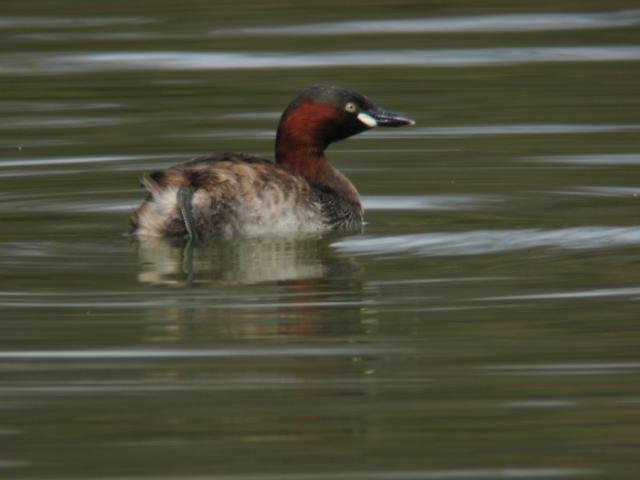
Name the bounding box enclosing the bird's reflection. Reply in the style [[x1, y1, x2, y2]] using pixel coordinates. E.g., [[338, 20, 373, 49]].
[[133, 234, 369, 341], [135, 234, 359, 286]]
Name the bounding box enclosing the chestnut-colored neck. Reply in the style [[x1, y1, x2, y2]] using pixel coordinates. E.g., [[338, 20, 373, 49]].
[[275, 100, 360, 207], [275, 101, 335, 178]]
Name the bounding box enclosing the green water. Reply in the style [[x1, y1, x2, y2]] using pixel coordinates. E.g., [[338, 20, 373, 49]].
[[1, 1, 640, 479]]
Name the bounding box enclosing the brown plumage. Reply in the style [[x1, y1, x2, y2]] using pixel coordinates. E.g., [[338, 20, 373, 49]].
[[130, 85, 414, 238], [131, 153, 329, 237]]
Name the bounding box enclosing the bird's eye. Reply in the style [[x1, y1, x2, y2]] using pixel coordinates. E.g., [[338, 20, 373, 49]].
[[344, 102, 357, 113]]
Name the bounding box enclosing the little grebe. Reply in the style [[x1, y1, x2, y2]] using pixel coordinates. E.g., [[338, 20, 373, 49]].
[[130, 85, 414, 238]]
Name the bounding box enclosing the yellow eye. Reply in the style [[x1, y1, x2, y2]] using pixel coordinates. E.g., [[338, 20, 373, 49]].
[[345, 102, 357, 113]]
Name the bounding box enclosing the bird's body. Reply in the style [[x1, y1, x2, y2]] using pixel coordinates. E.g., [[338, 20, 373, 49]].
[[130, 152, 361, 237], [130, 85, 414, 238]]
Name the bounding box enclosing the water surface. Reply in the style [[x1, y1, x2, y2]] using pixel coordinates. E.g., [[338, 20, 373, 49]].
[[1, 1, 640, 479]]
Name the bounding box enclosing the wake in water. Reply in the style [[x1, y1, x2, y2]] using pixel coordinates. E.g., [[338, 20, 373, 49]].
[[334, 226, 640, 257]]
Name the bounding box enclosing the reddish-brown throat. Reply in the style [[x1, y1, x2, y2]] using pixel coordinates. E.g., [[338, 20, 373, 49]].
[[275, 100, 343, 182]]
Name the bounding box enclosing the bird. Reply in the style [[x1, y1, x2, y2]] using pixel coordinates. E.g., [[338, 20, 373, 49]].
[[129, 85, 414, 240]]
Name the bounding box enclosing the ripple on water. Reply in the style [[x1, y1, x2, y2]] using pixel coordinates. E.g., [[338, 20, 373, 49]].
[[0, 460, 29, 469], [550, 186, 640, 198], [482, 286, 640, 301], [216, 9, 640, 35], [14, 31, 158, 42], [0, 154, 152, 168], [0, 153, 178, 179], [220, 111, 281, 120], [522, 153, 640, 165], [0, 16, 154, 28], [484, 362, 640, 376], [0, 197, 138, 213], [0, 346, 408, 361], [0, 116, 126, 129], [333, 226, 640, 257], [25, 468, 592, 479], [3, 46, 640, 74], [362, 195, 491, 211], [0, 100, 121, 112], [366, 124, 640, 139]]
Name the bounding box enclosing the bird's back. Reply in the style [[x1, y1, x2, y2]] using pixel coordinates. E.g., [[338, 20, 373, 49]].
[[130, 153, 328, 237]]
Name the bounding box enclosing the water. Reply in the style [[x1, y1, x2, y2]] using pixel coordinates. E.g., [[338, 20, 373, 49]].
[[1, 1, 640, 478]]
